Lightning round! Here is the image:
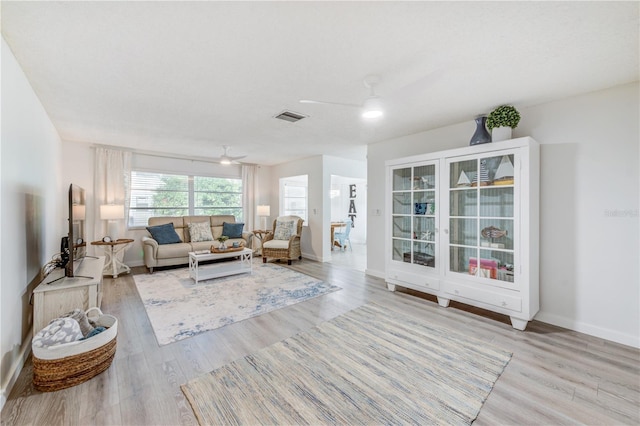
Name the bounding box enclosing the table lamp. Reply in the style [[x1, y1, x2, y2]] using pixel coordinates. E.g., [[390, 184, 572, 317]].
[[257, 205, 270, 231], [100, 204, 125, 240]]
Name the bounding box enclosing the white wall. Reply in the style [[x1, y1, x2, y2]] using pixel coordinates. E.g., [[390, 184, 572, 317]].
[[268, 155, 366, 262], [367, 82, 639, 347], [1, 38, 63, 408], [323, 156, 366, 258], [270, 156, 324, 260]]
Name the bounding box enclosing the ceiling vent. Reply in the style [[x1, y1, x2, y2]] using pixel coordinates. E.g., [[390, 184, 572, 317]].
[[274, 110, 308, 123]]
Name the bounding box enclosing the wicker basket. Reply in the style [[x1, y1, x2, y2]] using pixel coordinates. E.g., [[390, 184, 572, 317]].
[[32, 307, 118, 392]]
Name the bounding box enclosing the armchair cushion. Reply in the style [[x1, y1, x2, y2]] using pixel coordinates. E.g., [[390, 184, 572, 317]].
[[262, 239, 291, 249], [146, 223, 182, 245], [273, 219, 297, 240], [222, 222, 244, 239]]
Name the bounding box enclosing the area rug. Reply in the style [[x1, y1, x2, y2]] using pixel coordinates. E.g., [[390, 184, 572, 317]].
[[181, 303, 512, 425], [134, 262, 340, 346]]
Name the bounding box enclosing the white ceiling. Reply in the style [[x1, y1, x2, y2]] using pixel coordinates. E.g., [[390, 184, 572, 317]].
[[2, 1, 638, 166]]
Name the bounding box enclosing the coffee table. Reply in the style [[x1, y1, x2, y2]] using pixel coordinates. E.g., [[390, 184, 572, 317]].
[[188, 248, 253, 283]]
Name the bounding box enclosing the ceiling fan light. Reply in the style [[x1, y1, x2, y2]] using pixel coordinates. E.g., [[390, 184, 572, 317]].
[[362, 97, 384, 119], [220, 157, 232, 165]]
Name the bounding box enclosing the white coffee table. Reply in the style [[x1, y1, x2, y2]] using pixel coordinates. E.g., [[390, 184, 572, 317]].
[[188, 248, 253, 283]]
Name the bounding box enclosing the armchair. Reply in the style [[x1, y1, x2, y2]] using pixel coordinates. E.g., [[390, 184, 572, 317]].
[[262, 215, 304, 265]]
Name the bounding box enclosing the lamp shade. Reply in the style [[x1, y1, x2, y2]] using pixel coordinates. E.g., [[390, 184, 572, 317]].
[[100, 204, 125, 220], [257, 205, 271, 216], [362, 96, 384, 119], [72, 204, 86, 220]]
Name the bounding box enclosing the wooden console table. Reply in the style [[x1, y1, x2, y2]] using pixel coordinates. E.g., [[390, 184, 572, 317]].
[[32, 256, 105, 336]]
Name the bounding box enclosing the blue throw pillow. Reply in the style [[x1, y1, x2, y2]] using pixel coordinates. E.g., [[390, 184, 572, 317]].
[[222, 222, 244, 239], [146, 223, 182, 245]]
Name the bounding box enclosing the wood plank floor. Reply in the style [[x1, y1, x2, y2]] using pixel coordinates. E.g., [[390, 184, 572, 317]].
[[2, 260, 639, 425]]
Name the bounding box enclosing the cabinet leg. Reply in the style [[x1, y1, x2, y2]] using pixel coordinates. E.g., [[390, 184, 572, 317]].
[[437, 297, 450, 307], [386, 283, 396, 292], [510, 317, 528, 331]]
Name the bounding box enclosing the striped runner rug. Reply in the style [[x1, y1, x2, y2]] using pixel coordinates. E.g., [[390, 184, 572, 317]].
[[181, 303, 512, 425]]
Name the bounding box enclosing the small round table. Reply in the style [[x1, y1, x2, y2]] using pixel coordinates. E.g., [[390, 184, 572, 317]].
[[91, 238, 134, 278], [252, 230, 272, 255]]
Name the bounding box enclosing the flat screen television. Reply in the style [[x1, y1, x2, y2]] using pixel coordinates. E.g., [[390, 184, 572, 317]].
[[64, 183, 87, 277]]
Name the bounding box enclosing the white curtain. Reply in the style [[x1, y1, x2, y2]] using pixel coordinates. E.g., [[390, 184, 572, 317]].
[[242, 164, 257, 232], [94, 147, 132, 242]]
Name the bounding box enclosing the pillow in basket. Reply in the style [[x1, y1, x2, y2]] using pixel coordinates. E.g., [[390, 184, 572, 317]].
[[32, 317, 83, 348], [62, 308, 94, 337], [188, 221, 213, 242]]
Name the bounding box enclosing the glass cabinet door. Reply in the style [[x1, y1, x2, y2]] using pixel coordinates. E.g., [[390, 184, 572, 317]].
[[391, 163, 437, 269], [447, 153, 516, 284]]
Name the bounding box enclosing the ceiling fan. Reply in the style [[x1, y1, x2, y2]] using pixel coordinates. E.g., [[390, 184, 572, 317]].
[[300, 75, 384, 119], [215, 145, 246, 165]]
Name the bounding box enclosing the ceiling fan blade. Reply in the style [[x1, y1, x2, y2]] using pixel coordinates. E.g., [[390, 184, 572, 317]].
[[217, 145, 247, 164], [228, 155, 247, 161], [299, 99, 361, 108]]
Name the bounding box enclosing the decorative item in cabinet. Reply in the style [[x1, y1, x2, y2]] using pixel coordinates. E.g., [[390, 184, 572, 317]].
[[469, 257, 498, 279], [481, 226, 508, 248], [493, 155, 515, 185], [403, 251, 435, 267], [471, 159, 490, 186], [456, 171, 471, 187]]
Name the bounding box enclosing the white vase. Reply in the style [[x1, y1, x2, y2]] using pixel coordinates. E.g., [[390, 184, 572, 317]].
[[491, 126, 512, 142]]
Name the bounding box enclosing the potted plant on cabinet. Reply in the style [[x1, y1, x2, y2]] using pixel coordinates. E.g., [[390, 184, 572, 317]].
[[486, 105, 521, 142]]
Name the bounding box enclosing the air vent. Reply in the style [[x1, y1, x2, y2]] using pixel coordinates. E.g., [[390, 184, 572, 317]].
[[274, 110, 308, 123]]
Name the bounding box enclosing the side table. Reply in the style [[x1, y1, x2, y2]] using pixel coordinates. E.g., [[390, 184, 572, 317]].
[[252, 230, 272, 255], [91, 238, 134, 278]]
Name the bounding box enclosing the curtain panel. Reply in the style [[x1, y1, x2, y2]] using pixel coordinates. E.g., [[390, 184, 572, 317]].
[[242, 164, 257, 232], [94, 147, 132, 242]]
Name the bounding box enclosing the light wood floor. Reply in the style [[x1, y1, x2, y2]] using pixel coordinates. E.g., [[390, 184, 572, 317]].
[[2, 260, 639, 425]]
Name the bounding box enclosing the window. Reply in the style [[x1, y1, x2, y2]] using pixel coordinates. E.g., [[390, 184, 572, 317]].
[[128, 171, 243, 227], [280, 175, 308, 222]]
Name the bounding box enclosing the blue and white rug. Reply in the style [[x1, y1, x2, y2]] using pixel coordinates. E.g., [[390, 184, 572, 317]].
[[134, 262, 341, 346]]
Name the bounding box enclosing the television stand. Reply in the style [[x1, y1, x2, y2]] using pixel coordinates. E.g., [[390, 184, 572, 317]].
[[32, 256, 105, 336], [45, 274, 93, 285]]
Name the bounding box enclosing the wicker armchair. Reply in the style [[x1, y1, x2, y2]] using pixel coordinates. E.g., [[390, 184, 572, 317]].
[[262, 215, 304, 265]]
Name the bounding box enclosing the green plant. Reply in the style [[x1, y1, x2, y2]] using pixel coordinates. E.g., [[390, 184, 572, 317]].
[[217, 235, 229, 243], [486, 105, 521, 130]]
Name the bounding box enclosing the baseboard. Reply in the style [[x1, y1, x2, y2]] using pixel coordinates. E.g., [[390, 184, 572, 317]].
[[1, 330, 33, 411], [365, 268, 385, 279], [127, 259, 144, 268], [535, 311, 640, 348], [301, 252, 324, 262]]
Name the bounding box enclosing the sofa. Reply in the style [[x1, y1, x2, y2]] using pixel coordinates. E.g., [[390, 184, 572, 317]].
[[141, 215, 253, 272]]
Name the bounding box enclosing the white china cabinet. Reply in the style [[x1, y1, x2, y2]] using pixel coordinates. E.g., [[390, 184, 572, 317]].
[[385, 137, 539, 330]]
